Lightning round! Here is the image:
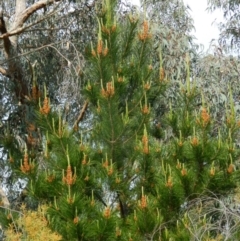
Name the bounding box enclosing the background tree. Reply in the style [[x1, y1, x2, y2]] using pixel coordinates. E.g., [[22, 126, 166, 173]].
[[143, 0, 197, 79], [208, 0, 240, 54]]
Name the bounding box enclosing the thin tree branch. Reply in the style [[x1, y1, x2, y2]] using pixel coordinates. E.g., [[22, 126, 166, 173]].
[[0, 1, 62, 39], [18, 0, 61, 27], [73, 101, 89, 130], [0, 40, 66, 65]]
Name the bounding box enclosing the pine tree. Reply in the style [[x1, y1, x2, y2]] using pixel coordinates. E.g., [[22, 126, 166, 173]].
[[1, 1, 240, 240]]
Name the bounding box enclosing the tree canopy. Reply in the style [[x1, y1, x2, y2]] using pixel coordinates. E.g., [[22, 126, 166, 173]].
[[1, 0, 240, 240], [208, 0, 240, 53]]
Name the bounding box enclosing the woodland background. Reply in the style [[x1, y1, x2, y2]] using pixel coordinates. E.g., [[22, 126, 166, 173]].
[[1, 0, 240, 240]]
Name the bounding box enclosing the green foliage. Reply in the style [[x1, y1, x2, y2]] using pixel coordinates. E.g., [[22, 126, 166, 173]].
[[1, 0, 240, 240]]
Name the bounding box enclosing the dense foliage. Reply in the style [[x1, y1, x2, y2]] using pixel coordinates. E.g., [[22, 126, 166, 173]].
[[0, 0, 196, 204], [0, 0, 100, 203], [1, 0, 240, 240]]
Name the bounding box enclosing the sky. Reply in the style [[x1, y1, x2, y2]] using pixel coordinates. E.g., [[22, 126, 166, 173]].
[[183, 0, 223, 51], [131, 0, 224, 51]]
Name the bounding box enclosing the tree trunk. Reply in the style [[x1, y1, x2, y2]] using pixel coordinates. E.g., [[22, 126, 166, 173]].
[[0, 1, 28, 103], [0, 0, 61, 103]]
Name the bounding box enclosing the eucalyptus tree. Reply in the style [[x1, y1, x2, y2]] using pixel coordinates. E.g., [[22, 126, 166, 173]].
[[143, 0, 197, 78], [208, 0, 240, 53]]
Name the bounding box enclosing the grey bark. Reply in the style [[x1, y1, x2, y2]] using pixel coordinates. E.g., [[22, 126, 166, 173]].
[[0, 0, 61, 103]]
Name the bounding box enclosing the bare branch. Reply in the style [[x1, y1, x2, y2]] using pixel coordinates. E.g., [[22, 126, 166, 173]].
[[0, 0, 62, 40], [0, 40, 66, 65], [18, 0, 61, 28], [73, 101, 89, 131], [0, 6, 61, 39]]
